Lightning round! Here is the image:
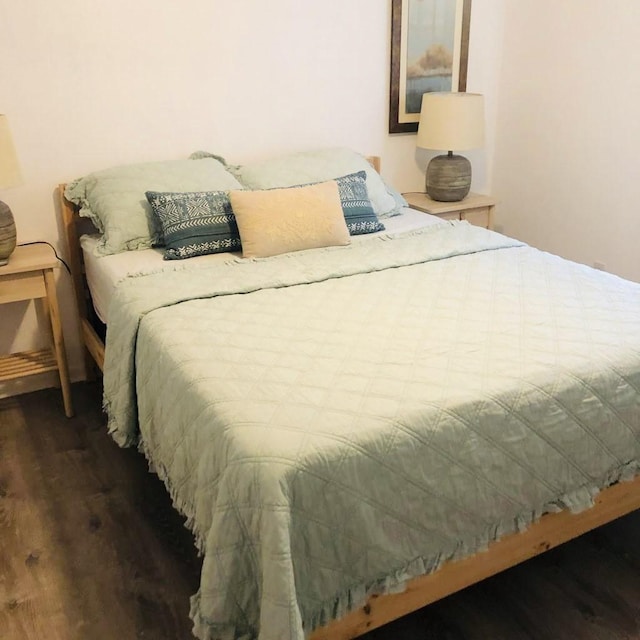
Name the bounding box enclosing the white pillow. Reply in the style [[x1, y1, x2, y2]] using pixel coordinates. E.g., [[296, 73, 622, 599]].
[[229, 181, 350, 258]]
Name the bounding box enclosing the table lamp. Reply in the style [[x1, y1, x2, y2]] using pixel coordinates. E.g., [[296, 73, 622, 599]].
[[0, 114, 22, 266], [416, 92, 484, 202]]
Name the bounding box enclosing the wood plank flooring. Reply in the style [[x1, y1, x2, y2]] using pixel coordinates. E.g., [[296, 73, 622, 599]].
[[1, 383, 639, 640]]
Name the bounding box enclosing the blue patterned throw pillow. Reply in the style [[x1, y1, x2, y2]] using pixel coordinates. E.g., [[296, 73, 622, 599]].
[[334, 171, 385, 235], [146, 190, 241, 260]]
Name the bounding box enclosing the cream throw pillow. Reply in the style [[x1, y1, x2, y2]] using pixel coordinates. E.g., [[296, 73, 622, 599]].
[[229, 180, 351, 258]]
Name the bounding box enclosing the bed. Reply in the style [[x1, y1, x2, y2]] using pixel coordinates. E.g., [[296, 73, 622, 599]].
[[59, 148, 640, 640]]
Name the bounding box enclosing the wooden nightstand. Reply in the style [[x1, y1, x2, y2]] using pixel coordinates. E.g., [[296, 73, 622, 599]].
[[0, 244, 74, 417], [403, 192, 497, 229]]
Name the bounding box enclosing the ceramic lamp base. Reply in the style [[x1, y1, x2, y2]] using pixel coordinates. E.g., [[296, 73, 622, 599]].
[[0, 200, 17, 266], [425, 153, 472, 202]]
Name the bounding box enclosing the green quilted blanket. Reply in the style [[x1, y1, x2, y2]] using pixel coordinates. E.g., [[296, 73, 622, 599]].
[[102, 223, 640, 640]]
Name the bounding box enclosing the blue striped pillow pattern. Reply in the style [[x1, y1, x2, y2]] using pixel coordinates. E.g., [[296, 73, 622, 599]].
[[334, 171, 385, 235], [146, 190, 241, 260]]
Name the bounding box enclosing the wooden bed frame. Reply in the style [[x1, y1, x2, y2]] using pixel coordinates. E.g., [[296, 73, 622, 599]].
[[57, 164, 640, 640]]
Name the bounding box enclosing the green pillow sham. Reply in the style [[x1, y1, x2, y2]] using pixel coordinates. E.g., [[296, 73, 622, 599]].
[[230, 147, 404, 219], [65, 157, 243, 256]]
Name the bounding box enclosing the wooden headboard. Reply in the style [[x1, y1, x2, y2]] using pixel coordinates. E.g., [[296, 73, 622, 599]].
[[59, 186, 105, 374]]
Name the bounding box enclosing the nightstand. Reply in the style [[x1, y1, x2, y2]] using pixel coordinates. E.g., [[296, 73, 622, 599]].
[[403, 192, 496, 229], [0, 244, 74, 417]]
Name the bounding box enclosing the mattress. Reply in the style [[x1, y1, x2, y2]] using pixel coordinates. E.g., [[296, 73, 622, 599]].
[[80, 207, 444, 323], [101, 221, 640, 640]]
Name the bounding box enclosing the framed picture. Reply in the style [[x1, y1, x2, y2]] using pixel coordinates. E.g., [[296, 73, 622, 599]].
[[389, 0, 472, 134]]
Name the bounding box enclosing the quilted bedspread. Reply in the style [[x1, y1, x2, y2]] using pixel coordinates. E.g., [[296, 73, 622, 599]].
[[103, 223, 640, 640]]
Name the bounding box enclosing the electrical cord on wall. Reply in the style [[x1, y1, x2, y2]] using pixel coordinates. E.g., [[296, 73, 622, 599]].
[[17, 241, 71, 275]]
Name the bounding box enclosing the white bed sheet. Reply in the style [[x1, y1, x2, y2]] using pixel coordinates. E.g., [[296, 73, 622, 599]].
[[80, 207, 444, 323]]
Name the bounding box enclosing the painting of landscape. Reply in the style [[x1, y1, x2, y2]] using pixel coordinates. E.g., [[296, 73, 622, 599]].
[[389, 0, 470, 133], [405, 0, 457, 113]]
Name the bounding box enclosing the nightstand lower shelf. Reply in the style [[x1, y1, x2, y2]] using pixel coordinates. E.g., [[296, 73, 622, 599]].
[[0, 349, 59, 381]]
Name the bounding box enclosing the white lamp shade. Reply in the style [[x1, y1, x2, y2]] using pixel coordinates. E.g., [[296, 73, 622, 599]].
[[416, 92, 485, 152], [0, 115, 22, 189]]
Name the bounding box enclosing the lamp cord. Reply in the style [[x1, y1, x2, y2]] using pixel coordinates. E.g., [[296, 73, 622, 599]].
[[17, 241, 71, 275]]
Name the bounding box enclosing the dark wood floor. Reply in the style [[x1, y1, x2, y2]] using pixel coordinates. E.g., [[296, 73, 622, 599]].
[[1, 383, 639, 640]]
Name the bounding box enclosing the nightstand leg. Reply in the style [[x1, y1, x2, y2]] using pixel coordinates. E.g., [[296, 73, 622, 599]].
[[43, 269, 74, 417]]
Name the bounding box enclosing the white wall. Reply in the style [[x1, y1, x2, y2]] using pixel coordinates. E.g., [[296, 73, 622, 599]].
[[493, 1, 640, 282], [0, 0, 504, 396]]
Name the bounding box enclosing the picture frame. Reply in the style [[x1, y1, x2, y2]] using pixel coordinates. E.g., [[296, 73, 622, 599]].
[[389, 0, 472, 134]]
